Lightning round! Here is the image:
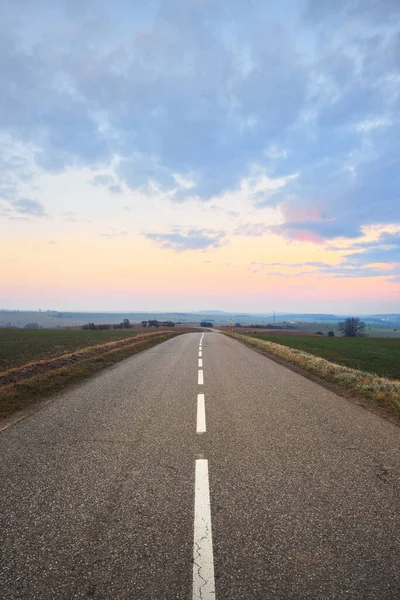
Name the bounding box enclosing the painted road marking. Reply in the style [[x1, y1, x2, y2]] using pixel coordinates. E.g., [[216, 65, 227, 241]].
[[193, 459, 215, 599], [196, 394, 206, 433], [198, 370, 204, 385], [199, 351, 202, 358], [198, 358, 203, 367]]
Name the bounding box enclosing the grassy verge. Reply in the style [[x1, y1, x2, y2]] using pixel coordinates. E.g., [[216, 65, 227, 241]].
[[227, 333, 400, 420], [241, 332, 400, 379], [0, 327, 153, 371], [0, 332, 177, 419]]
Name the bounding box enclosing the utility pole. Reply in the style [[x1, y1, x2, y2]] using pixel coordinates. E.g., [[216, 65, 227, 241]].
[[273, 311, 275, 325]]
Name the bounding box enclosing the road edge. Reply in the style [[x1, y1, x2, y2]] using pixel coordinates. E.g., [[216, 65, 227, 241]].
[[0, 333, 181, 431], [225, 332, 400, 428]]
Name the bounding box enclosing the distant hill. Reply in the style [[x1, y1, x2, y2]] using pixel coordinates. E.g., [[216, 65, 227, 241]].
[[1, 310, 400, 334]]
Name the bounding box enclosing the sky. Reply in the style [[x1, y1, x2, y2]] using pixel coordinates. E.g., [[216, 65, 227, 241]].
[[1, 0, 400, 314]]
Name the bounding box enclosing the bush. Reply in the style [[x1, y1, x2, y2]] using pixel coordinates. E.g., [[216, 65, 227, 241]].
[[328, 331, 335, 337]]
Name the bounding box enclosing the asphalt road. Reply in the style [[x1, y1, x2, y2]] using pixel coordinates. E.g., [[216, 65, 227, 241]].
[[1, 332, 399, 599]]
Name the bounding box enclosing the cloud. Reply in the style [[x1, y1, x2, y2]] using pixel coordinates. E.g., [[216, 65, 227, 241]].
[[305, 0, 400, 24], [91, 174, 122, 194], [0, 0, 399, 246], [12, 199, 46, 216], [342, 231, 400, 268], [235, 223, 270, 237], [0, 1, 307, 202], [251, 256, 398, 279], [100, 230, 128, 238], [253, 261, 333, 268], [145, 228, 226, 252]]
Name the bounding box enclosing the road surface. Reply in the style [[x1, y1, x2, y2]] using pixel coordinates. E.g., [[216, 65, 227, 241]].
[[1, 332, 399, 599]]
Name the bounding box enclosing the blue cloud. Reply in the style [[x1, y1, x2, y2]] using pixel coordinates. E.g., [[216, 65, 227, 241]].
[[91, 175, 122, 194], [343, 232, 400, 266], [12, 199, 46, 216], [251, 253, 399, 279], [0, 0, 399, 242], [145, 228, 226, 252]]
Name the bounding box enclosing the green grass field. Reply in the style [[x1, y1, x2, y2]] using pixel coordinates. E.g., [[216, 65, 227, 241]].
[[0, 328, 145, 372], [245, 333, 400, 380], [283, 322, 400, 338]]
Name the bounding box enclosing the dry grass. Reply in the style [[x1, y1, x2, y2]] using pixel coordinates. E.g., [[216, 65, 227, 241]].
[[0, 331, 170, 386], [0, 332, 178, 419], [228, 333, 400, 418]]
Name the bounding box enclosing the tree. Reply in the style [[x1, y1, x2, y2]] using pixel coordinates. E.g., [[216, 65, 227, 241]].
[[338, 317, 366, 337], [328, 330, 335, 337]]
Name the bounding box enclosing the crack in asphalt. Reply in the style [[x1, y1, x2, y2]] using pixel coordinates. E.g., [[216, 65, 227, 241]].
[[193, 517, 215, 599], [193, 517, 212, 599]]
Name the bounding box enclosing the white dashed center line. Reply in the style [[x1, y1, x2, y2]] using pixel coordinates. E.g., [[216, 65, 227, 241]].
[[198, 358, 203, 367], [199, 351, 202, 358], [196, 394, 206, 433], [198, 370, 204, 385], [192, 459, 215, 600]]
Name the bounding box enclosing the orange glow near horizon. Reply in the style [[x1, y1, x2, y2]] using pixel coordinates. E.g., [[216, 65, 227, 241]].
[[2, 230, 399, 312]]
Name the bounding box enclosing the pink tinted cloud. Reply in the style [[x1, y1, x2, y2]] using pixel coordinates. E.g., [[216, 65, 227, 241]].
[[282, 207, 331, 223], [290, 230, 324, 244], [272, 205, 340, 242]]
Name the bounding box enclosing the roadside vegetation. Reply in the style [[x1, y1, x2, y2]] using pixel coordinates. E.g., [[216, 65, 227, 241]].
[[243, 333, 400, 380], [0, 328, 149, 372], [228, 333, 400, 419], [0, 328, 187, 419]]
